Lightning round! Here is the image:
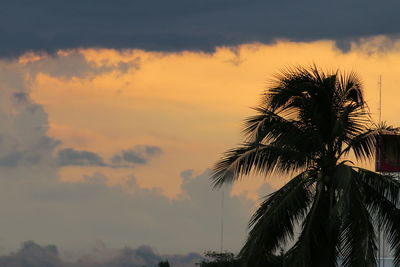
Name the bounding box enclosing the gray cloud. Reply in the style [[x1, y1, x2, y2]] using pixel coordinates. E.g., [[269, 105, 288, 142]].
[[0, 136, 61, 168], [0, 67, 61, 169], [56, 145, 162, 168], [24, 52, 141, 79], [13, 92, 28, 102], [0, 241, 63, 267], [141, 145, 163, 156], [0, 64, 158, 171], [0, 62, 269, 257], [0, 241, 203, 267], [257, 183, 275, 199], [111, 145, 162, 166], [58, 148, 106, 167], [111, 153, 145, 165], [0, 169, 255, 256], [0, 152, 23, 167], [0, 0, 399, 57]]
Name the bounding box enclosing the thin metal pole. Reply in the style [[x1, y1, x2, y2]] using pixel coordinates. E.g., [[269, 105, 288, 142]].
[[378, 220, 381, 267], [378, 75, 382, 267], [220, 187, 224, 253], [379, 75, 382, 123]]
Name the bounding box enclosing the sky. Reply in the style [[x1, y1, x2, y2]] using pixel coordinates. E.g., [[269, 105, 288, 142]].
[[1, 2, 400, 266]]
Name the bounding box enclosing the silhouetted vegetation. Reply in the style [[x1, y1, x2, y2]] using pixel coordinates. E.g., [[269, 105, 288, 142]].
[[158, 260, 170, 267], [196, 250, 286, 267], [196, 251, 240, 267], [212, 65, 400, 266]]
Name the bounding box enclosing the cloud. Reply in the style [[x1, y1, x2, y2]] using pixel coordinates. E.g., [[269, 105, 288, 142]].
[[111, 152, 145, 165], [141, 145, 163, 156], [0, 241, 203, 267], [56, 145, 162, 168], [58, 148, 106, 167], [0, 65, 254, 252], [0, 58, 158, 172], [0, 0, 399, 57], [23, 52, 141, 79], [111, 145, 162, 167], [13, 92, 28, 102], [0, 66, 61, 169], [257, 183, 275, 199], [0, 241, 62, 267], [0, 168, 255, 255], [0, 136, 60, 168], [0, 152, 23, 167]]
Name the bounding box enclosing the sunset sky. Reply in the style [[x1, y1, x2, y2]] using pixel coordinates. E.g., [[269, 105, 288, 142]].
[[1, 1, 400, 265]]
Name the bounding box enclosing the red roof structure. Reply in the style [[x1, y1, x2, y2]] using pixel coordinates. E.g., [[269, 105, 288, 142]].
[[376, 134, 400, 172]]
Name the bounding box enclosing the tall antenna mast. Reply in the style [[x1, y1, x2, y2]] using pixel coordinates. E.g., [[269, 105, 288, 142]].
[[220, 187, 224, 253], [379, 75, 382, 123], [377, 75, 384, 267]]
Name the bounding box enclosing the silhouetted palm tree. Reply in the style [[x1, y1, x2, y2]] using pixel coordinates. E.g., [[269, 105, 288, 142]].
[[212, 66, 400, 267]]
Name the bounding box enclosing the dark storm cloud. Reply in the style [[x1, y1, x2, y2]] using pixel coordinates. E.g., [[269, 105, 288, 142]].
[[58, 148, 106, 167], [0, 0, 399, 57]]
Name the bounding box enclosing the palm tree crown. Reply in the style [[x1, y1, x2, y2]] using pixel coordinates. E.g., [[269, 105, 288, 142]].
[[212, 66, 400, 267]]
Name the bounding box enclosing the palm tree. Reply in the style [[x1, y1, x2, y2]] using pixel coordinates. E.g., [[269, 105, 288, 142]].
[[211, 66, 400, 267]]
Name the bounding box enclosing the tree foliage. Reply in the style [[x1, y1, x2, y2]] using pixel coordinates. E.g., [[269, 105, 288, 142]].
[[212, 66, 400, 266], [196, 251, 240, 267], [158, 260, 170, 267]]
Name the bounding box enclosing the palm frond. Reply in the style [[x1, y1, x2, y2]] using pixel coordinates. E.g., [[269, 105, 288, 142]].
[[286, 183, 340, 267], [239, 171, 315, 264], [332, 102, 369, 155], [344, 129, 378, 161], [242, 107, 317, 152], [357, 171, 400, 266], [336, 71, 365, 106], [337, 168, 376, 267], [357, 168, 400, 205], [211, 143, 309, 187], [341, 123, 400, 161]]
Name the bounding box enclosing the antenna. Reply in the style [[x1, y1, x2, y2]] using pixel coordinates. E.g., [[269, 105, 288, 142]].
[[220, 187, 224, 253], [377, 75, 384, 267], [378, 75, 382, 123]]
